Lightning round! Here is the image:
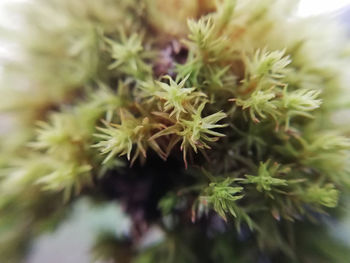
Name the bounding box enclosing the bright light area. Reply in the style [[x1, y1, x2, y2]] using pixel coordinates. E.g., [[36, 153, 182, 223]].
[[297, 0, 350, 17]]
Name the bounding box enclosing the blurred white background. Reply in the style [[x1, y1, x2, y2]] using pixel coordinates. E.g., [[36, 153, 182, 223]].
[[1, 0, 350, 17], [297, 0, 350, 16]]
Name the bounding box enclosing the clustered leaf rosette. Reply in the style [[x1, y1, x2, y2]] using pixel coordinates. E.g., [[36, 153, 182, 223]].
[[0, 0, 350, 262]]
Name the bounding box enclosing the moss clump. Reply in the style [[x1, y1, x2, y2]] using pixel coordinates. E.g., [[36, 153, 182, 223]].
[[1, 0, 350, 262]]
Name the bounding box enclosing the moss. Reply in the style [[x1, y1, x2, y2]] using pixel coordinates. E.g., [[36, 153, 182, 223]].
[[0, 0, 350, 262]]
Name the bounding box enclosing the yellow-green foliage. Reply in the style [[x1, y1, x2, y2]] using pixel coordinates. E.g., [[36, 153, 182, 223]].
[[0, 0, 350, 262]]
